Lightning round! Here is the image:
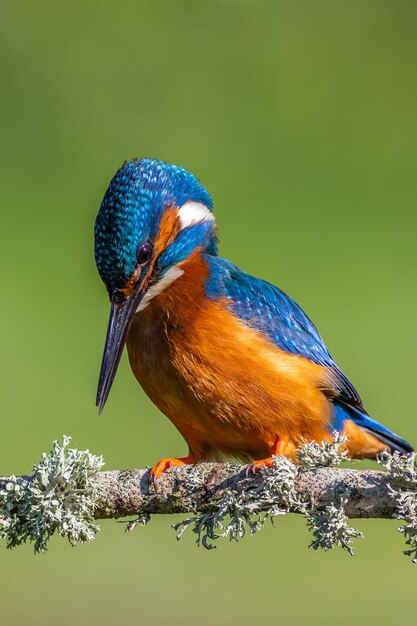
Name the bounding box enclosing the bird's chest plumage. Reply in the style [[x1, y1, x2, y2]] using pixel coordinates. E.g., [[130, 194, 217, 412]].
[[126, 255, 332, 460]]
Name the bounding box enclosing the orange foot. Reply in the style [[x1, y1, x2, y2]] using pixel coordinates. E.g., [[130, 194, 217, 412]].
[[149, 453, 197, 488], [246, 436, 290, 476]]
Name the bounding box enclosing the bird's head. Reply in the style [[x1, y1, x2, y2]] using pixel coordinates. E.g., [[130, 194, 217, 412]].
[[94, 158, 216, 412]]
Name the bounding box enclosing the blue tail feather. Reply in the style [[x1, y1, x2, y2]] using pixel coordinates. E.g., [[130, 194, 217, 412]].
[[334, 401, 413, 454]]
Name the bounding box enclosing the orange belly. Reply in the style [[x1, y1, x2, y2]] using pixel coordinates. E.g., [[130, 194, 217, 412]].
[[126, 253, 388, 462], [126, 257, 337, 461]]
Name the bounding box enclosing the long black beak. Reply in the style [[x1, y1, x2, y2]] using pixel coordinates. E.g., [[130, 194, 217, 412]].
[[96, 284, 146, 413]]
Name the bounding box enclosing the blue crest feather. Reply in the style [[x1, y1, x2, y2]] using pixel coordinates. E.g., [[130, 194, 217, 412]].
[[94, 158, 213, 292]]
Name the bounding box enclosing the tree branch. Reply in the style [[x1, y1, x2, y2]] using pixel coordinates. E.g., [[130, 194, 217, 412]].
[[0, 436, 416, 559], [93, 464, 396, 520]]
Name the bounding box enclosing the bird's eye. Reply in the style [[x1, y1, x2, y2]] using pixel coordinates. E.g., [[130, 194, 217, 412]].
[[137, 242, 153, 265]]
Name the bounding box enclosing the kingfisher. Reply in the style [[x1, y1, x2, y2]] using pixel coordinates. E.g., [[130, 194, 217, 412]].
[[94, 158, 412, 481]]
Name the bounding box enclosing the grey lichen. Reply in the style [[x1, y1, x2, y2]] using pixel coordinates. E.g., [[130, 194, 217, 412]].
[[124, 513, 151, 533], [1, 435, 414, 560], [296, 432, 350, 467], [299, 434, 362, 555], [174, 435, 363, 555], [173, 454, 304, 549], [0, 436, 104, 553], [378, 450, 417, 562], [306, 500, 363, 555]]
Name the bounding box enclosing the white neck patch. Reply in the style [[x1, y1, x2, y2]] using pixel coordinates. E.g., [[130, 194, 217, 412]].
[[136, 265, 184, 313], [178, 200, 215, 230], [135, 202, 213, 313]]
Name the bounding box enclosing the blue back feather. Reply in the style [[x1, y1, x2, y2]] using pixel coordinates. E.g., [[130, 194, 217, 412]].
[[204, 255, 362, 408], [204, 255, 413, 452]]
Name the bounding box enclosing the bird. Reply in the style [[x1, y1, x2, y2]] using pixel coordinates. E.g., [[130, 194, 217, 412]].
[[94, 157, 413, 481]]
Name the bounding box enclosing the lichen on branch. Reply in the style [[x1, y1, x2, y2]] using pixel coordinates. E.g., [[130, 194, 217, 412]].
[[0, 434, 416, 561], [0, 436, 104, 552], [377, 450, 417, 562], [173, 434, 363, 555]]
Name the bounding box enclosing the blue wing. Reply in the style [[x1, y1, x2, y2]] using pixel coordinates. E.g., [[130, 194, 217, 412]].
[[205, 256, 364, 410], [204, 256, 413, 453]]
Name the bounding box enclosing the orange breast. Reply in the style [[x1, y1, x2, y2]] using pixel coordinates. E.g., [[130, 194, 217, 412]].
[[126, 251, 340, 461]]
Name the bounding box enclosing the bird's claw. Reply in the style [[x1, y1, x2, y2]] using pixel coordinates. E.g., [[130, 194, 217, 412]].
[[246, 436, 291, 476], [148, 455, 197, 490], [245, 457, 273, 477]]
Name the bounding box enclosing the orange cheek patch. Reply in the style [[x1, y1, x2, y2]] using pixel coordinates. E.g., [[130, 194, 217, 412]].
[[154, 205, 181, 256], [115, 206, 181, 300]]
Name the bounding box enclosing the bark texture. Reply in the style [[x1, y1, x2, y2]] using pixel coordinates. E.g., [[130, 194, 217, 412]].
[[89, 464, 397, 520]]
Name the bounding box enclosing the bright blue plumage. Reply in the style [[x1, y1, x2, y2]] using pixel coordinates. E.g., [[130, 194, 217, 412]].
[[95, 158, 213, 293], [333, 402, 412, 453], [204, 255, 412, 453], [204, 255, 359, 401], [158, 222, 217, 272], [95, 157, 413, 457]]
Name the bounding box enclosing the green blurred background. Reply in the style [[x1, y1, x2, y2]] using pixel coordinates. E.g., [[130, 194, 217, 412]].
[[1, 1, 417, 624]]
